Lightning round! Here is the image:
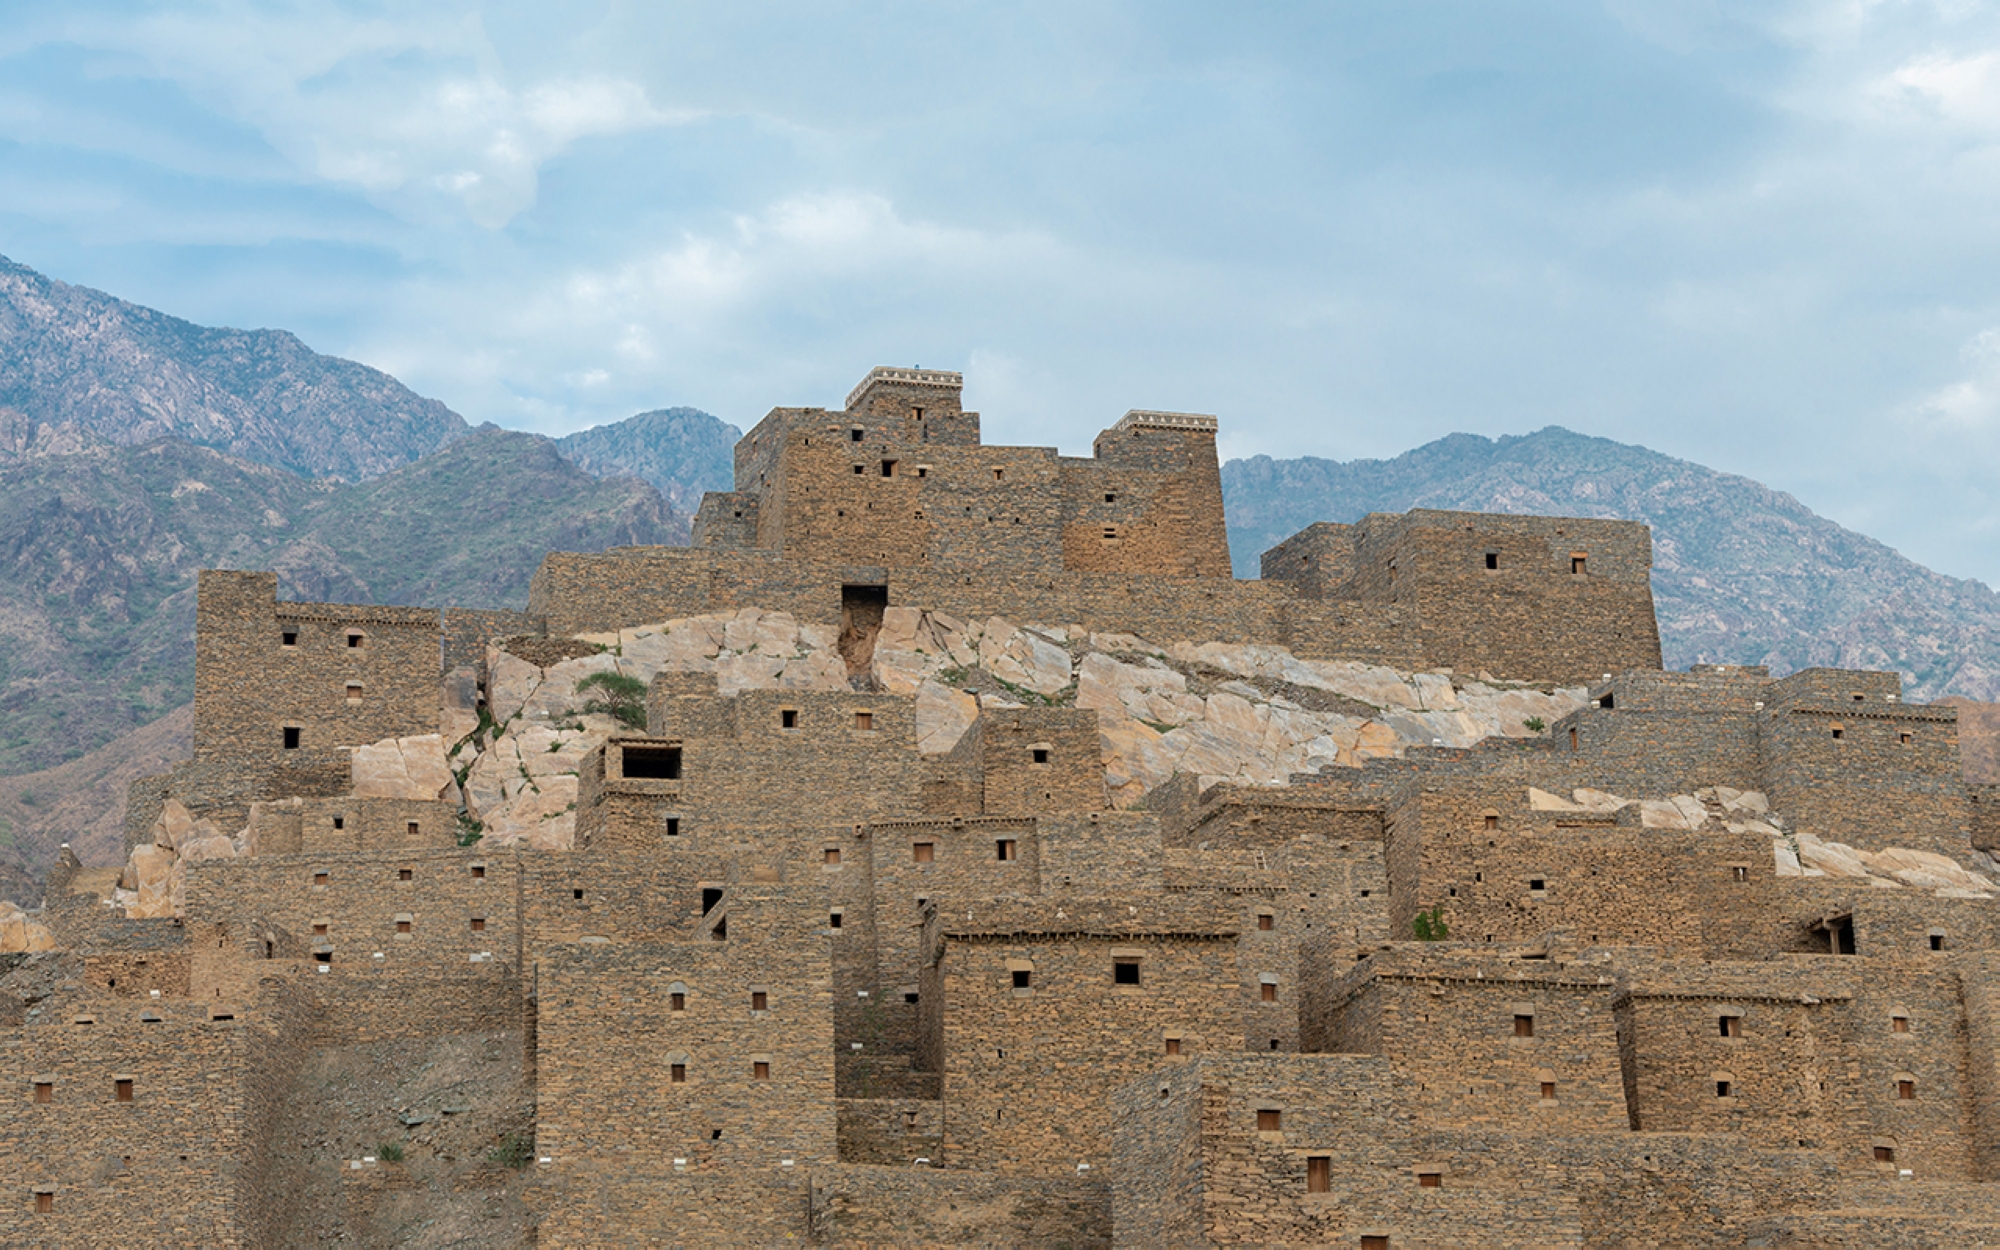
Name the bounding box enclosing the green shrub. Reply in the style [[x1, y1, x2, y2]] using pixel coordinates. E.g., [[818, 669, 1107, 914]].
[[489, 1134, 533, 1169], [1523, 716, 1546, 734], [378, 1142, 404, 1163], [574, 671, 648, 729], [1412, 904, 1450, 942]]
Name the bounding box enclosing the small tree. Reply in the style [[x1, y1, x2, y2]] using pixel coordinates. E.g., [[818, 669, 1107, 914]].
[[575, 671, 648, 730], [1412, 904, 1450, 942], [1523, 717, 1546, 734]]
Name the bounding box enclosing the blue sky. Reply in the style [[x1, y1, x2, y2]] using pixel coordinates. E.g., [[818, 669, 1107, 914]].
[[6, 2, 2000, 583]]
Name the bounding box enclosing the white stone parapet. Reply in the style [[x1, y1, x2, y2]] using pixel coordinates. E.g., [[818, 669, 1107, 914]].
[[1113, 409, 1220, 434], [846, 366, 964, 410]]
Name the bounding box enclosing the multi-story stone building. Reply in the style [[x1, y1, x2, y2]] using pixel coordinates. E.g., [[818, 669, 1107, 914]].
[[6, 366, 2000, 1245]]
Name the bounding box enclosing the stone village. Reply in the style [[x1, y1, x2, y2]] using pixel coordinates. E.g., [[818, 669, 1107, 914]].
[[6, 366, 2000, 1244]]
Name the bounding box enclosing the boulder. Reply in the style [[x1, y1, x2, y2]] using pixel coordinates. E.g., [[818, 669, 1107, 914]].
[[351, 734, 453, 802], [916, 681, 979, 754], [1529, 787, 1583, 812]]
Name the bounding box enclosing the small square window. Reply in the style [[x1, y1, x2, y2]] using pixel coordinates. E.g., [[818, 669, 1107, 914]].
[[313, 872, 329, 886], [1261, 982, 1277, 1003], [1114, 960, 1141, 986], [753, 1061, 771, 1080], [1012, 969, 1032, 990], [312, 923, 328, 936], [1541, 1082, 1556, 1100], [903, 992, 918, 1004], [1732, 866, 1749, 882], [1930, 934, 1945, 951], [347, 683, 364, 704], [881, 460, 897, 478], [1571, 555, 1587, 574], [281, 630, 298, 647], [406, 820, 419, 836], [573, 889, 584, 901], [1031, 748, 1049, 765], [346, 633, 363, 648], [1832, 727, 1844, 740], [824, 847, 841, 865], [781, 709, 798, 729], [1893, 1015, 1910, 1033], [670, 1063, 686, 1083], [32, 1082, 51, 1104], [913, 842, 935, 863], [996, 839, 1017, 861], [1529, 878, 1546, 891], [1875, 1146, 1895, 1163], [470, 917, 485, 932], [471, 865, 485, 879], [853, 464, 865, 474], [1307, 1155, 1330, 1193], [752, 991, 768, 1011], [332, 817, 345, 830], [1721, 1015, 1741, 1037], [1257, 913, 1274, 931], [829, 911, 843, 929], [1898, 1080, 1915, 1100], [1362, 1238, 1390, 1250], [398, 869, 413, 881], [1484, 552, 1499, 570], [396, 920, 411, 934], [1484, 814, 1499, 831], [35, 1192, 53, 1214], [1900, 731, 1913, 745], [1418, 1171, 1441, 1188], [114, 1079, 133, 1102], [850, 428, 864, 443], [1514, 1015, 1534, 1038], [855, 711, 874, 731], [1257, 1108, 1281, 1132], [665, 817, 680, 837], [670, 992, 686, 1012], [1164, 1037, 1181, 1056], [1716, 1080, 1732, 1098], [283, 726, 301, 750]]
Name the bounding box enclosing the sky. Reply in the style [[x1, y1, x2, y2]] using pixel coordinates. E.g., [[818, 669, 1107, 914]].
[[5, 2, 2000, 584]]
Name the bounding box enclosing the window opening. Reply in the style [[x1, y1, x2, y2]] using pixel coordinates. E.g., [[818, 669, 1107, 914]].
[[1568, 727, 1578, 751], [470, 917, 486, 932], [398, 869, 412, 881], [665, 816, 680, 837], [754, 1061, 771, 1080], [347, 632, 363, 648], [1419, 1171, 1441, 1188], [671, 992, 686, 1012], [855, 711, 875, 730], [32, 1082, 51, 1104], [1571, 554, 1587, 574], [346, 683, 363, 704], [1258, 913, 1274, 931], [283, 726, 301, 750], [1114, 959, 1141, 986], [1485, 552, 1499, 570], [471, 864, 485, 879], [1893, 1014, 1910, 1033], [824, 847, 841, 865], [574, 888, 585, 901], [1732, 866, 1749, 882], [1031, 748, 1050, 765], [1720, 1015, 1741, 1038], [1930, 933, 1945, 951], [332, 816, 344, 830], [313, 923, 328, 935], [829, 911, 843, 929], [396, 919, 411, 934], [1901, 731, 1913, 745], [671, 1063, 686, 1083], [881, 459, 898, 477], [850, 428, 864, 442], [781, 709, 798, 729], [1529, 878, 1546, 891], [1307, 1156, 1331, 1193], [313, 872, 329, 886], [114, 1079, 133, 1102], [702, 888, 723, 913], [1875, 1146, 1895, 1163], [1012, 969, 1032, 990], [1261, 982, 1277, 1003], [913, 841, 935, 863], [623, 746, 682, 779], [281, 630, 297, 647], [1257, 1108, 1281, 1132], [35, 1193, 52, 1214], [1898, 1079, 1916, 1100], [1514, 1015, 1534, 1038], [996, 839, 1017, 861], [1831, 726, 1844, 740], [406, 821, 419, 836], [1716, 1079, 1732, 1098], [752, 991, 768, 1011], [1484, 813, 1498, 830], [1164, 1037, 1181, 1056]]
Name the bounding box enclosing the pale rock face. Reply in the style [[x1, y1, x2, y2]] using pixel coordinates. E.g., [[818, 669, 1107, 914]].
[[1414, 672, 1458, 710], [988, 628, 1072, 696], [1529, 787, 1584, 811], [916, 680, 979, 753], [0, 902, 55, 953], [1772, 839, 1804, 876], [1572, 789, 1627, 813], [1639, 800, 1692, 830], [127, 843, 178, 919], [153, 799, 198, 852], [351, 734, 453, 802]]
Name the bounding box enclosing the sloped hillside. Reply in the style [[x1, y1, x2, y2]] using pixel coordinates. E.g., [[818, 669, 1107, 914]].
[[0, 254, 467, 480]]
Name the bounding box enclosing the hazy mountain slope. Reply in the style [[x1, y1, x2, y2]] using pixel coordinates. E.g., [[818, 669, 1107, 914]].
[[1223, 428, 2000, 701], [0, 431, 685, 777], [0, 705, 192, 902], [554, 407, 740, 511], [0, 254, 468, 480]]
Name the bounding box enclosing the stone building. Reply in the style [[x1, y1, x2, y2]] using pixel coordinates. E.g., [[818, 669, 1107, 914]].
[[6, 365, 2000, 1245]]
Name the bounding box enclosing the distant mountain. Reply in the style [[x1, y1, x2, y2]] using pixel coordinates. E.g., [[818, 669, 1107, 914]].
[[1223, 428, 2000, 702], [554, 407, 740, 510], [0, 254, 468, 480], [0, 429, 684, 779]]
